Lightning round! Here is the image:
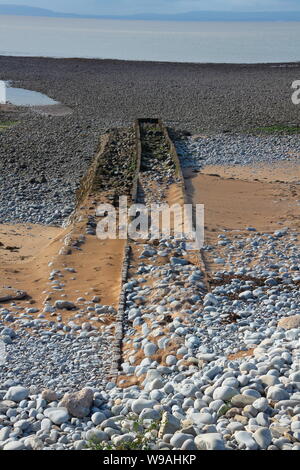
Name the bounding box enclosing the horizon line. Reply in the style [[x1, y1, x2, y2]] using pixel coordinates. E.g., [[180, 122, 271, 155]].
[[1, 5, 300, 21]]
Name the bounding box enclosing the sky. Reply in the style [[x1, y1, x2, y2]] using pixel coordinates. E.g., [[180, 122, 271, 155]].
[[3, 0, 300, 15]]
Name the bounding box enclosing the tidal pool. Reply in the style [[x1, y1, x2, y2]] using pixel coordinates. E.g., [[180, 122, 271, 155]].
[[3, 81, 59, 106]]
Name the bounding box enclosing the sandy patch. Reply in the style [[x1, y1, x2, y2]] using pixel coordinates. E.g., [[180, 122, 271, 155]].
[[49, 235, 125, 311], [0, 224, 62, 305], [184, 168, 300, 234], [201, 162, 300, 184], [167, 182, 185, 208], [0, 222, 125, 319], [184, 165, 300, 274], [228, 349, 255, 360]]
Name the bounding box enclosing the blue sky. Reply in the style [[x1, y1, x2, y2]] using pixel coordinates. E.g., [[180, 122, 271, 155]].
[[4, 0, 300, 14]]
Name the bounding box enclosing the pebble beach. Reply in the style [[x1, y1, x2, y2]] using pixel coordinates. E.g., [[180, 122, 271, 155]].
[[0, 56, 300, 451]]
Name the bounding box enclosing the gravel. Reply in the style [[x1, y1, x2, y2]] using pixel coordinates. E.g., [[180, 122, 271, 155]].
[[0, 56, 299, 451], [0, 316, 113, 391], [0, 56, 299, 225], [176, 133, 300, 169]]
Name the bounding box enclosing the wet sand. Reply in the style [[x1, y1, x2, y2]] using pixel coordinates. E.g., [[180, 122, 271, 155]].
[[184, 164, 300, 273], [201, 162, 300, 184], [0, 223, 125, 319]]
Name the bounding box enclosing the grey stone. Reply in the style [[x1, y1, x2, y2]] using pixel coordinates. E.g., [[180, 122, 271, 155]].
[[195, 433, 225, 450], [112, 434, 135, 446], [54, 300, 76, 310], [0, 427, 10, 441], [144, 342, 158, 357], [170, 257, 190, 266], [86, 429, 109, 443], [91, 411, 106, 426], [194, 413, 214, 424], [231, 394, 256, 407], [267, 386, 290, 401], [139, 408, 161, 420], [170, 433, 193, 448], [213, 386, 239, 401], [259, 375, 280, 387], [159, 412, 181, 437], [74, 440, 87, 450], [181, 439, 197, 450], [235, 431, 259, 450], [131, 399, 157, 414], [4, 386, 29, 402], [253, 428, 272, 449], [24, 436, 44, 450], [44, 407, 70, 425], [3, 441, 26, 450], [252, 398, 269, 412]]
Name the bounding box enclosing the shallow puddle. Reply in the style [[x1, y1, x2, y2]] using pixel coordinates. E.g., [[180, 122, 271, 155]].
[[5, 81, 59, 106]]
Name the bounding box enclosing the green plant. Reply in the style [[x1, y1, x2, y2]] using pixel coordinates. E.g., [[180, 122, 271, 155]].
[[253, 124, 300, 135], [217, 401, 232, 417], [87, 415, 161, 451], [0, 120, 18, 130], [128, 158, 136, 173]]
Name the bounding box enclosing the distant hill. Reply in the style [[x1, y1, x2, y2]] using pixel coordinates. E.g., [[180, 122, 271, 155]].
[[0, 5, 68, 17], [0, 4, 300, 21]]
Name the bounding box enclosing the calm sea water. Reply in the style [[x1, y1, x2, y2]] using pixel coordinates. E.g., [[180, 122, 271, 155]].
[[0, 15, 299, 63]]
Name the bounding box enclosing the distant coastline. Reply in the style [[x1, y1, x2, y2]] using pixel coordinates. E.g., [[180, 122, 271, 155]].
[[1, 54, 300, 68], [0, 4, 300, 22]]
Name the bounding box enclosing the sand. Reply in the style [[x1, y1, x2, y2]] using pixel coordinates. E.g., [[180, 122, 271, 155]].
[[184, 164, 300, 274], [0, 224, 61, 304], [0, 223, 125, 318], [185, 165, 300, 233], [201, 162, 300, 184]]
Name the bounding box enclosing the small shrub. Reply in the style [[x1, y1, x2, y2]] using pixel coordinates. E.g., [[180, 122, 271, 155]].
[[88, 415, 161, 451]]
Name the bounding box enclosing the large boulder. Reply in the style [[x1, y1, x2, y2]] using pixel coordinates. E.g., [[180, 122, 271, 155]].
[[60, 388, 94, 418], [278, 315, 300, 330]]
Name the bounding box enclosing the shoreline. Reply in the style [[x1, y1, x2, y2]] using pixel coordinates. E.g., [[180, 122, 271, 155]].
[[1, 54, 300, 67]]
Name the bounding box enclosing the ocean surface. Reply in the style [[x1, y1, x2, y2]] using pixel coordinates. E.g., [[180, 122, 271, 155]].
[[0, 15, 299, 63]]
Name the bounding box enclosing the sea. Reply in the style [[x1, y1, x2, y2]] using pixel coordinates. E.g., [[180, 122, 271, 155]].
[[0, 15, 299, 63]]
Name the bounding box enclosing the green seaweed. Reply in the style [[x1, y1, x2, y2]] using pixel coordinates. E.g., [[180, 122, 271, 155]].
[[253, 124, 300, 135]]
